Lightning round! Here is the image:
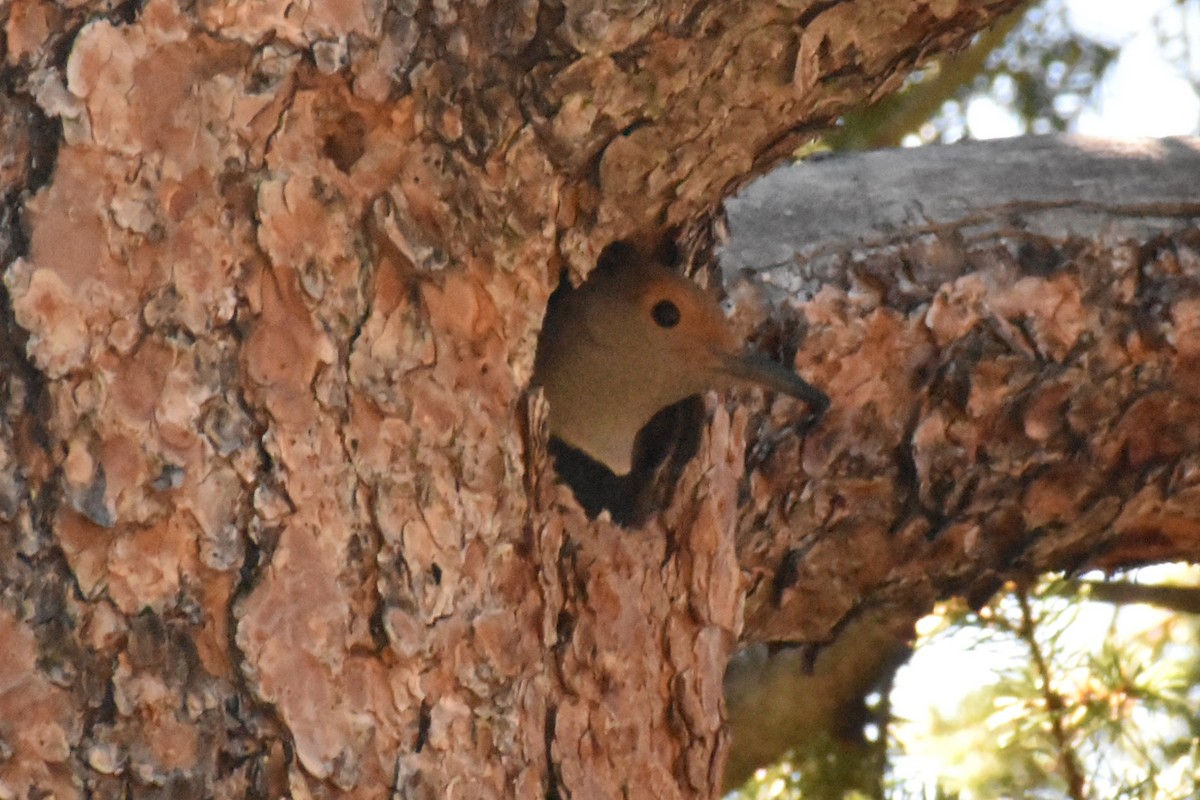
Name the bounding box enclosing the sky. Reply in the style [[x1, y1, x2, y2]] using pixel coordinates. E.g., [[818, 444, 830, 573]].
[[1069, 0, 1200, 136], [964, 0, 1200, 138]]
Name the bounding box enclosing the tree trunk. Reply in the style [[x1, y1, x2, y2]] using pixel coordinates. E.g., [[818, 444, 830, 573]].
[[11, 2, 1198, 799]]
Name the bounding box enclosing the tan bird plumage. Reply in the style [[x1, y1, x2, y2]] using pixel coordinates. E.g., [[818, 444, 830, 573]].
[[533, 246, 828, 477]]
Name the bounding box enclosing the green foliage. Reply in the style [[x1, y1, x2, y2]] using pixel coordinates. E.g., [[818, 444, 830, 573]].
[[825, 0, 1122, 151], [730, 732, 883, 800], [892, 574, 1200, 800], [733, 571, 1200, 800], [934, 0, 1119, 140]]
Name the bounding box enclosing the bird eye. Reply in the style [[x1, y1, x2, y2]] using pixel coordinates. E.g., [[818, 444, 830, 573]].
[[651, 299, 680, 328]]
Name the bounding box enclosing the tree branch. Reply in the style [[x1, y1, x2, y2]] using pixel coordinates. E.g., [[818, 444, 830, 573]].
[[720, 136, 1200, 644]]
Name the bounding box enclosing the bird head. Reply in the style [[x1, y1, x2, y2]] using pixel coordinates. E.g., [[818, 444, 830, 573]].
[[534, 243, 827, 476]]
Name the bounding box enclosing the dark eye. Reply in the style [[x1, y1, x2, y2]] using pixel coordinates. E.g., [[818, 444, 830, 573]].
[[651, 299, 680, 328]]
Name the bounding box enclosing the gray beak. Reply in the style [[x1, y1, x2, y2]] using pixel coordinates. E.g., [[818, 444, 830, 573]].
[[719, 351, 829, 414]]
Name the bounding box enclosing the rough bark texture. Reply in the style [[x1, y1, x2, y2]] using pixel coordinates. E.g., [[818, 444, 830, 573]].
[[712, 136, 1200, 788], [5, 1, 1153, 799], [722, 136, 1200, 646]]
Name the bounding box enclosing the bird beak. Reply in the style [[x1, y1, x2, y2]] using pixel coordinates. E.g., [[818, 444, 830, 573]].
[[717, 351, 830, 414]]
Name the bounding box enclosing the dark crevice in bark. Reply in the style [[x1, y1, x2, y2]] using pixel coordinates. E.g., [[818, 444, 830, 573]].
[[0, 92, 76, 733], [796, 0, 845, 29], [108, 0, 148, 27], [415, 700, 431, 753], [543, 704, 561, 800]]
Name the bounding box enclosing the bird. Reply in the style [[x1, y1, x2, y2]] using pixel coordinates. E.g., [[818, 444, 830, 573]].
[[532, 241, 828, 524]]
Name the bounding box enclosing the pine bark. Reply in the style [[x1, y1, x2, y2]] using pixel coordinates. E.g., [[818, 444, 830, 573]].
[[17, 2, 1199, 800], [725, 135, 1200, 644], [720, 135, 1200, 787]]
